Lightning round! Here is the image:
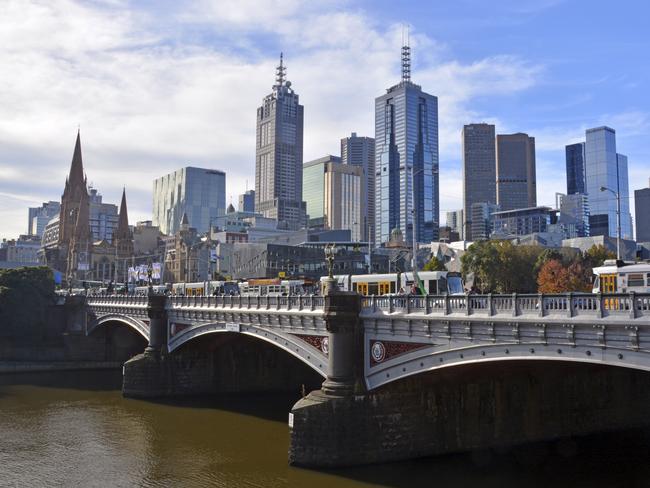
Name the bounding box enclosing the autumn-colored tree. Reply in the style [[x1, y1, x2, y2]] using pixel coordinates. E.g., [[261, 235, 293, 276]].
[[423, 256, 446, 271], [537, 259, 570, 293]]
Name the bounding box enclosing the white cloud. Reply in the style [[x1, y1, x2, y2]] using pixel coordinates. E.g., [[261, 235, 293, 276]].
[[0, 0, 543, 239]]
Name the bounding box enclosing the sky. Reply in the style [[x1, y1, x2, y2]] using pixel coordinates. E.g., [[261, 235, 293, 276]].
[[1, 0, 649, 240]]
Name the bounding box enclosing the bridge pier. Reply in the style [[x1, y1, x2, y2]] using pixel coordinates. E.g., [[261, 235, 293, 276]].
[[123, 293, 175, 398], [289, 361, 650, 467]]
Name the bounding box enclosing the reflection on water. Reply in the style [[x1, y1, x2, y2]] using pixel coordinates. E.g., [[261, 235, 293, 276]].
[[1, 370, 649, 487]]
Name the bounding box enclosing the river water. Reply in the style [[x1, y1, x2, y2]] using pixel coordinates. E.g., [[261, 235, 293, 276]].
[[1, 370, 650, 488]]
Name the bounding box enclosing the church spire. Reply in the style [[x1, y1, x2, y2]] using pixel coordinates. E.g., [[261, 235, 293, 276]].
[[114, 187, 131, 240], [68, 130, 85, 189]]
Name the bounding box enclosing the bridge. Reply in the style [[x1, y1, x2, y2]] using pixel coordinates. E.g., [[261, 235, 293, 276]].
[[82, 286, 650, 467]]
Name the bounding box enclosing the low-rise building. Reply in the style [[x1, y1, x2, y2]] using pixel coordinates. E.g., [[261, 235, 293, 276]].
[[492, 206, 551, 238]]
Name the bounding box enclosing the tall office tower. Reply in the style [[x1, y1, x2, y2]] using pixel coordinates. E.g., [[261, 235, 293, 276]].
[[255, 54, 306, 230], [470, 202, 500, 240], [374, 42, 439, 245], [303, 155, 364, 240], [341, 132, 375, 242], [152, 166, 226, 235], [462, 123, 496, 240], [496, 133, 537, 211], [88, 187, 118, 243], [28, 201, 60, 237], [565, 142, 586, 195], [556, 192, 590, 238], [636, 179, 650, 242], [584, 126, 633, 239], [238, 189, 255, 213], [445, 209, 464, 240]]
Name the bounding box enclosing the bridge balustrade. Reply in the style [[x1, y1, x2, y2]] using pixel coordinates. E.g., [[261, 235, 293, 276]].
[[166, 294, 325, 311], [361, 293, 650, 321]]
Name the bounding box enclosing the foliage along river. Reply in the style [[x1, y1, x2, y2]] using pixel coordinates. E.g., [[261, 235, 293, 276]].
[[1, 370, 649, 488]]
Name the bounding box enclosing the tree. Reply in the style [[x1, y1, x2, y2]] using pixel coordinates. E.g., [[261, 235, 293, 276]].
[[423, 256, 446, 271], [584, 244, 616, 268], [537, 259, 571, 293], [461, 240, 501, 293]]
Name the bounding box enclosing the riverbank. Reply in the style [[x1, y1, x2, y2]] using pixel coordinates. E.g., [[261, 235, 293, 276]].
[[0, 360, 122, 374]]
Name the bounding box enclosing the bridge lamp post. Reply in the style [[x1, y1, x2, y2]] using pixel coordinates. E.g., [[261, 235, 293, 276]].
[[600, 185, 621, 260]]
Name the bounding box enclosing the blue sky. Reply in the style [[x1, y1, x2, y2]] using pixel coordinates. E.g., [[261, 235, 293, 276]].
[[0, 0, 648, 240]]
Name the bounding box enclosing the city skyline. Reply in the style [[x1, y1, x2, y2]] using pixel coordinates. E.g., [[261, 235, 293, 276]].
[[0, 1, 649, 240]]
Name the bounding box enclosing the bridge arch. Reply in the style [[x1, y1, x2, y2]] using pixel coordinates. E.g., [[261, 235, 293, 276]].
[[168, 321, 328, 378], [365, 342, 650, 391], [87, 313, 150, 341]]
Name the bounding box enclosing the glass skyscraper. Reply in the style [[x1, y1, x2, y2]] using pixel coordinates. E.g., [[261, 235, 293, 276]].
[[496, 133, 537, 212], [255, 54, 306, 230], [374, 45, 439, 245], [565, 142, 586, 195], [462, 123, 496, 240], [584, 126, 632, 239], [152, 166, 226, 235]]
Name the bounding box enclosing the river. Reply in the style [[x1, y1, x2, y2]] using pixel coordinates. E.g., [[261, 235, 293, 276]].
[[1, 370, 649, 487]]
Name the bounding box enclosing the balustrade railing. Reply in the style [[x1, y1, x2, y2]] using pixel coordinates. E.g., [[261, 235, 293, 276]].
[[165, 294, 325, 311], [361, 293, 650, 320]]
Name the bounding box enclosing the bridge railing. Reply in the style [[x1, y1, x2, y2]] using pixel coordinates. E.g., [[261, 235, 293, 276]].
[[361, 293, 650, 320], [167, 294, 325, 311], [86, 295, 149, 306]]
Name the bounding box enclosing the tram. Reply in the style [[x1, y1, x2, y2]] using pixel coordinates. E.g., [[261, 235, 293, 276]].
[[171, 280, 240, 296], [323, 271, 465, 296], [592, 260, 650, 294], [238, 279, 314, 296]]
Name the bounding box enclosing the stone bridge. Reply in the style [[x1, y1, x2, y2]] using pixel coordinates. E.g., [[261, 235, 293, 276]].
[[84, 287, 650, 467]]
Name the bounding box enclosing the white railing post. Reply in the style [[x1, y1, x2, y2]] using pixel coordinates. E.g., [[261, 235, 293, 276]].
[[566, 292, 574, 318]]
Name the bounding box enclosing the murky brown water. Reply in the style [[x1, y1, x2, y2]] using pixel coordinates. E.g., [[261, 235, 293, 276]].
[[1, 370, 650, 487]]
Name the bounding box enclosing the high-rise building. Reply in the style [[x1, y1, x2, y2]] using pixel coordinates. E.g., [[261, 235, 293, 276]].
[[152, 166, 226, 235], [254, 54, 306, 230], [555, 192, 590, 238], [635, 179, 650, 242], [238, 189, 255, 213], [565, 142, 586, 195], [492, 206, 551, 237], [496, 133, 536, 211], [88, 188, 118, 243], [303, 156, 364, 241], [462, 123, 496, 240], [470, 202, 500, 241], [341, 132, 375, 242], [374, 42, 439, 245], [584, 126, 633, 239], [445, 209, 464, 240], [28, 201, 60, 237]]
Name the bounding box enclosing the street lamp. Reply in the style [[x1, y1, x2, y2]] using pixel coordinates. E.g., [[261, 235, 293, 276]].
[[600, 186, 621, 260]]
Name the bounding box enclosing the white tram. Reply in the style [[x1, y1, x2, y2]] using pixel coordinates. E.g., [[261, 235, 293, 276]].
[[323, 271, 465, 296], [592, 260, 650, 294], [171, 280, 240, 296], [238, 279, 313, 296]]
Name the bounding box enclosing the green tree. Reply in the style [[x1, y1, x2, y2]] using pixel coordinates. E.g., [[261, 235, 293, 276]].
[[423, 256, 446, 271], [461, 240, 501, 293], [583, 244, 616, 268]]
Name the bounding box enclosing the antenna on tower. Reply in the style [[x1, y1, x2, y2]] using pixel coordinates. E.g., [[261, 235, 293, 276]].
[[401, 25, 411, 82], [275, 52, 287, 87]]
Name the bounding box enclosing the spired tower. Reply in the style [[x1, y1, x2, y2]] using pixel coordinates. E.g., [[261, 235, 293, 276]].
[[113, 188, 134, 282], [374, 38, 439, 246], [254, 53, 307, 230], [54, 131, 93, 279]]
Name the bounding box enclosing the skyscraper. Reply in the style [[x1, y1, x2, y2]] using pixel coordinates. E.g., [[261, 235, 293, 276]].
[[255, 54, 306, 230], [636, 180, 650, 242], [238, 189, 255, 213], [496, 133, 536, 211], [374, 42, 439, 245], [565, 142, 586, 195], [28, 201, 60, 237], [584, 126, 633, 239], [341, 132, 375, 242], [152, 166, 226, 235], [303, 155, 364, 241], [462, 123, 496, 240], [445, 209, 463, 240]]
